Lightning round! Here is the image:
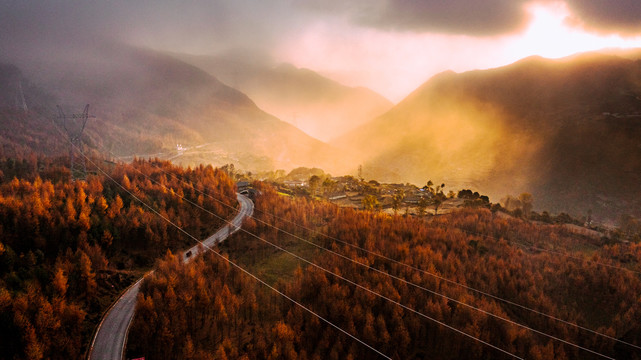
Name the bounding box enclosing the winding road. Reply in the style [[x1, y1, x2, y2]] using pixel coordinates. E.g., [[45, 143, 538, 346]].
[[88, 193, 254, 360]]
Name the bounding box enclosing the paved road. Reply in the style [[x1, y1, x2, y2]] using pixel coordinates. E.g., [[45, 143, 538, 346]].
[[88, 193, 253, 360]]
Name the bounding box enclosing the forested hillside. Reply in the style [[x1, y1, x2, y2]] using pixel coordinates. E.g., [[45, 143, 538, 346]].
[[0, 156, 236, 359], [127, 183, 641, 360]]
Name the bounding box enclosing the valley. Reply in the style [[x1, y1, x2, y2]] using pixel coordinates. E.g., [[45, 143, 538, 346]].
[[177, 53, 394, 142], [1, 12, 641, 358], [3, 40, 641, 223]]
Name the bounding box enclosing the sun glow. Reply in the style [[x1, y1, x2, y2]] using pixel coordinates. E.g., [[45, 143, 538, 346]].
[[502, 2, 641, 61], [277, 1, 641, 102]]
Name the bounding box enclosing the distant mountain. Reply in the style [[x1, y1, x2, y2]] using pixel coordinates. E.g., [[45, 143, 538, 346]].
[[176, 53, 393, 142], [0, 41, 347, 173], [334, 51, 641, 221], [0, 64, 65, 158]]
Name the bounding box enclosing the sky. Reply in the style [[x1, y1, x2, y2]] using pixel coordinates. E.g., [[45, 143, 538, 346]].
[[2, 0, 641, 102]]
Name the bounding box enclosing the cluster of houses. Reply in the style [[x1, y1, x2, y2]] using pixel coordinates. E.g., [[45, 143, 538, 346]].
[[274, 175, 465, 215], [235, 166, 475, 215]]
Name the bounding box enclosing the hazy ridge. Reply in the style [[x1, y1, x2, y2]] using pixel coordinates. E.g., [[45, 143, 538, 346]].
[[176, 53, 393, 142], [0, 40, 346, 172], [2, 42, 641, 221], [334, 51, 641, 221]]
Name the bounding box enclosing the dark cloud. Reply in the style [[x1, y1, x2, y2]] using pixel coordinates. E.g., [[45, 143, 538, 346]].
[[0, 0, 304, 57], [360, 0, 531, 36], [565, 0, 641, 35], [296, 0, 641, 37], [294, 0, 531, 36], [1, 0, 641, 64]]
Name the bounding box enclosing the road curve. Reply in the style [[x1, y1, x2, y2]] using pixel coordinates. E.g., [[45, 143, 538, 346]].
[[88, 193, 254, 360]]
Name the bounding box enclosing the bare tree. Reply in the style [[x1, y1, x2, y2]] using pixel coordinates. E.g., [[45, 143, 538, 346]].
[[519, 193, 533, 218], [391, 189, 405, 215]]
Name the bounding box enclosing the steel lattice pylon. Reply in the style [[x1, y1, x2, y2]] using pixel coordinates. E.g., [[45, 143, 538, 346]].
[[57, 104, 94, 181]]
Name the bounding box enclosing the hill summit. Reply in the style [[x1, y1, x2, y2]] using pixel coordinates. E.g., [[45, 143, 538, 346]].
[[334, 51, 641, 221]]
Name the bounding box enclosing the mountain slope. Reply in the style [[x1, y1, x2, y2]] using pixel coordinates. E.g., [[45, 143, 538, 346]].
[[177, 53, 393, 142], [0, 41, 346, 172], [0, 64, 68, 158], [335, 52, 641, 221]]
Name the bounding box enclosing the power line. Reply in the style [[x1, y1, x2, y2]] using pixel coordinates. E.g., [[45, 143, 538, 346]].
[[81, 127, 632, 357], [38, 95, 639, 358], [116, 161, 523, 360], [250, 195, 640, 276], [88, 159, 391, 359], [120, 161, 621, 360], [237, 215, 638, 355], [130, 158, 640, 352], [46, 124, 391, 360], [56, 104, 95, 181], [271, 212, 641, 350], [141, 156, 639, 277], [30, 86, 638, 357]]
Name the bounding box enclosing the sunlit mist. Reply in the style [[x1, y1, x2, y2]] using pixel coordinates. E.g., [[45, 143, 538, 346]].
[[278, 1, 641, 102], [502, 2, 641, 61]]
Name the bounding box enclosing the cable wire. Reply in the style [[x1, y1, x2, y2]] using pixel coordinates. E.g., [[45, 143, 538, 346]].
[[81, 126, 641, 359], [41, 96, 638, 358], [120, 158, 620, 360], [135, 153, 639, 278], [48, 119, 392, 360], [128, 156, 640, 352]]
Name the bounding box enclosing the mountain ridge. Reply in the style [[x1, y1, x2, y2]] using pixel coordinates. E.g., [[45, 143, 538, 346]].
[[175, 52, 393, 142], [335, 50, 641, 221], [0, 40, 347, 172]]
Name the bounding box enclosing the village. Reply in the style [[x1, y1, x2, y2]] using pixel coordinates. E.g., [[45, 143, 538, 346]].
[[238, 167, 490, 216], [236, 167, 637, 243]]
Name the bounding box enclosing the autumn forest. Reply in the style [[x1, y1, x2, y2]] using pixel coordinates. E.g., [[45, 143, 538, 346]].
[[0, 156, 236, 359], [0, 146, 640, 360], [128, 183, 641, 359]]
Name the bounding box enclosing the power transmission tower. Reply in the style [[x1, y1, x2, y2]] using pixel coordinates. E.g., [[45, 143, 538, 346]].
[[16, 81, 28, 112], [57, 104, 95, 181]]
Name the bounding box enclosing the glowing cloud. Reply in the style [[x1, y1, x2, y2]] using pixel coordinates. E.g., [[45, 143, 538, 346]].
[[277, 1, 641, 102], [501, 2, 641, 61]]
